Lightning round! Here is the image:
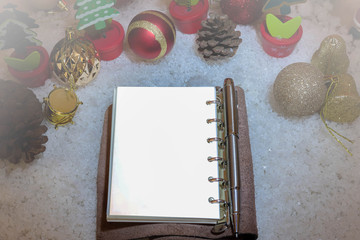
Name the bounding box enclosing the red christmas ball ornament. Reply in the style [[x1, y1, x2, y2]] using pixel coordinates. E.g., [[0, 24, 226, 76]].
[[127, 10, 176, 60], [220, 0, 265, 25]]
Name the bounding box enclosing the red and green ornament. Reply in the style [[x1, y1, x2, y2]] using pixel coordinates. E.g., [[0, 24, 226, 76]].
[[169, 0, 209, 34], [0, 5, 50, 87], [75, 0, 124, 61], [260, 15, 303, 58], [266, 13, 301, 39]]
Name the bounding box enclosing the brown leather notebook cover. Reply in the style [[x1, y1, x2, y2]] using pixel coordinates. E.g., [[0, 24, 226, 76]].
[[96, 87, 258, 240]]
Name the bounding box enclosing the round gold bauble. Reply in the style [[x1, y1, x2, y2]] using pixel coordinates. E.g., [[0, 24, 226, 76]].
[[273, 62, 327, 117], [50, 28, 100, 87]]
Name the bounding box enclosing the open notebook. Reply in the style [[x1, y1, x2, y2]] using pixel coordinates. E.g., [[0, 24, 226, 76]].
[[107, 87, 222, 224]]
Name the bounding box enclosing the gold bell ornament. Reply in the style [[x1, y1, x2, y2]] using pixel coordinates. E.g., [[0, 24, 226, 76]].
[[50, 27, 100, 87], [311, 34, 350, 76], [322, 74, 360, 123], [320, 74, 360, 156]]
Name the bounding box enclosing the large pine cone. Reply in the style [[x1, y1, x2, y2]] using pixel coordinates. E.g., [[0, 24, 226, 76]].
[[0, 80, 48, 163], [196, 14, 242, 61]]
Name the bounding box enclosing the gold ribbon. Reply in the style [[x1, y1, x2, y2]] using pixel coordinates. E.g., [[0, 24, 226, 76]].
[[127, 20, 167, 61], [141, 11, 176, 41], [320, 76, 354, 156]]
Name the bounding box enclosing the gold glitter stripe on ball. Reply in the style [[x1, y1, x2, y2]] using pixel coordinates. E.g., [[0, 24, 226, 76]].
[[128, 20, 167, 61], [142, 11, 176, 41]]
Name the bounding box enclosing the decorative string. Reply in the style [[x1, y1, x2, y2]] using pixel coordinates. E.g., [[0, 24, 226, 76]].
[[320, 76, 354, 156], [57, 0, 69, 11]]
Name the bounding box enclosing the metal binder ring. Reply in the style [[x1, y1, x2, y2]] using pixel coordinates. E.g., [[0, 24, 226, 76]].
[[207, 137, 224, 144], [212, 223, 228, 234], [208, 197, 226, 204], [207, 156, 223, 162], [206, 99, 221, 105], [208, 176, 226, 183], [206, 118, 223, 124]]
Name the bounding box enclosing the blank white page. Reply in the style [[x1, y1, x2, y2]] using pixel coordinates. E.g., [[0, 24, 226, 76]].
[[107, 87, 220, 223]]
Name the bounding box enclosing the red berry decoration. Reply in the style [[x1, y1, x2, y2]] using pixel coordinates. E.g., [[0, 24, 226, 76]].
[[220, 0, 265, 25], [127, 10, 176, 61]]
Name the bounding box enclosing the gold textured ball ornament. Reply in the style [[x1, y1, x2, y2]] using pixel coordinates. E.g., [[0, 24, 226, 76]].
[[273, 62, 327, 117], [50, 28, 101, 87]]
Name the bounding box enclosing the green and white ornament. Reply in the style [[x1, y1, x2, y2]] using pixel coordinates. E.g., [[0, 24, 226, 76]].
[[75, 0, 119, 31]]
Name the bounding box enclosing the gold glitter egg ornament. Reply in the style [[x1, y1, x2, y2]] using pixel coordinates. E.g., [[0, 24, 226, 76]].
[[50, 28, 101, 87], [273, 62, 327, 117]]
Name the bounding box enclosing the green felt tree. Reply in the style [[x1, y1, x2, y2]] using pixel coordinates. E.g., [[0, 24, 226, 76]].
[[0, 5, 41, 54], [0, 20, 41, 52], [0, 5, 42, 70], [75, 0, 119, 31]]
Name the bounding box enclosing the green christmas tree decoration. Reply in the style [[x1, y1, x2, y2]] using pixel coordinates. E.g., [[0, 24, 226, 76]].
[[0, 20, 41, 52], [75, 0, 119, 31], [0, 5, 42, 64], [1, 4, 39, 29], [262, 0, 306, 15]]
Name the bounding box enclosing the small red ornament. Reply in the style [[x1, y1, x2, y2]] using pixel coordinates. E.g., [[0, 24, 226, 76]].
[[169, 0, 209, 34], [8, 46, 50, 88], [85, 20, 125, 61], [260, 15, 302, 58], [220, 0, 265, 25], [127, 10, 176, 60]]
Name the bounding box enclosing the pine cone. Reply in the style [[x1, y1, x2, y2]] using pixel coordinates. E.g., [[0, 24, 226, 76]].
[[0, 80, 48, 163], [196, 14, 242, 61]]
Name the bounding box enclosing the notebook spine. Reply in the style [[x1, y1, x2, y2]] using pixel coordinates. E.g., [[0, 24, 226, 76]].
[[206, 87, 230, 234]]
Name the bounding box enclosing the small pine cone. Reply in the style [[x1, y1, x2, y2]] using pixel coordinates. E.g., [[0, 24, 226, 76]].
[[196, 14, 242, 61], [0, 80, 48, 164]]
